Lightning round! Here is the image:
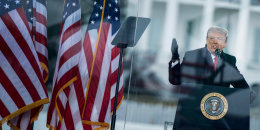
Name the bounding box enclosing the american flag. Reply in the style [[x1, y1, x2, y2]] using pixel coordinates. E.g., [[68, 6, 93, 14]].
[[0, 0, 49, 129], [25, 0, 48, 83], [25, 0, 34, 30], [81, 0, 123, 129], [7, 1, 48, 129], [47, 0, 85, 129]]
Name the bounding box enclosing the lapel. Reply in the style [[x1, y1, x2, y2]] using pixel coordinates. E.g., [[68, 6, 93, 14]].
[[202, 47, 214, 68]]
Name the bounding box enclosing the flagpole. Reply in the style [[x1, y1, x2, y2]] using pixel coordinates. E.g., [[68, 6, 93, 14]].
[[110, 44, 126, 130]]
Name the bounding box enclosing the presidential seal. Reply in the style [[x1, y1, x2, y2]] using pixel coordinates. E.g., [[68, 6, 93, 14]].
[[200, 92, 228, 120]]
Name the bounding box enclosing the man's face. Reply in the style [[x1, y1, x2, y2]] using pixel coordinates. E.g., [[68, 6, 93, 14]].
[[206, 31, 227, 54]]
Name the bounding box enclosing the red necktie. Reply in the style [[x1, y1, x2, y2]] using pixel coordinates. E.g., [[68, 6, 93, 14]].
[[214, 57, 217, 72]]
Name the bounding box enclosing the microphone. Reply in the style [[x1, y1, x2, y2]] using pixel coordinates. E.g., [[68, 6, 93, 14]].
[[215, 49, 221, 57]]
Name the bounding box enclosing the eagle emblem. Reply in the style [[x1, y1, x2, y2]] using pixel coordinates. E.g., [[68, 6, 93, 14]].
[[201, 92, 228, 120]]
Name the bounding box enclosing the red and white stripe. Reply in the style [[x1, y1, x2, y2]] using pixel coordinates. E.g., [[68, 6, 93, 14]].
[[81, 23, 124, 129], [27, 0, 48, 82], [8, 111, 31, 130], [46, 6, 85, 129], [7, 0, 48, 129], [0, 7, 48, 128], [34, 0, 48, 83]]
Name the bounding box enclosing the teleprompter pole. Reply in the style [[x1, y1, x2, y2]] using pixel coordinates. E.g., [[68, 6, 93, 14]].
[[109, 16, 151, 130], [110, 44, 126, 130]]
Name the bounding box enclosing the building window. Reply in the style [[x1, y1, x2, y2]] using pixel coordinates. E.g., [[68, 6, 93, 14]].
[[216, 0, 240, 4], [251, 0, 260, 5], [184, 21, 194, 52], [252, 28, 260, 64], [148, 1, 166, 55]]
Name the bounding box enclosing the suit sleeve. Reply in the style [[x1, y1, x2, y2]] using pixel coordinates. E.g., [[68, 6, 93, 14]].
[[169, 59, 181, 85], [230, 56, 250, 88]]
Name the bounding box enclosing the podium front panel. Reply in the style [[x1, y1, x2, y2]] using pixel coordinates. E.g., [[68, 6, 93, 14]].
[[173, 84, 250, 130]]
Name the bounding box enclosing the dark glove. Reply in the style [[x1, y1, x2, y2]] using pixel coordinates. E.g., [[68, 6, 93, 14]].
[[171, 38, 179, 60]]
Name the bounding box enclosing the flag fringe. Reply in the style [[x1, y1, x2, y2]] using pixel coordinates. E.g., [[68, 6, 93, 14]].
[[110, 96, 124, 116], [7, 122, 19, 130], [40, 62, 49, 83], [30, 105, 44, 124], [82, 120, 109, 129], [46, 124, 56, 130], [0, 98, 49, 127], [93, 126, 109, 130], [55, 76, 77, 124]]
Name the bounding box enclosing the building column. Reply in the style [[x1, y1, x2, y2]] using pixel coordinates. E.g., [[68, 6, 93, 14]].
[[136, 0, 152, 51], [198, 0, 215, 48], [160, 0, 179, 59], [235, 0, 250, 71], [152, 0, 179, 84]]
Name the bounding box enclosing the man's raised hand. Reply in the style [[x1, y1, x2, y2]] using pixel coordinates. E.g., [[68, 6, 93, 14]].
[[171, 38, 179, 60]]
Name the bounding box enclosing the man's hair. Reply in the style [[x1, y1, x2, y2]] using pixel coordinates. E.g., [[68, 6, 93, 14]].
[[207, 26, 228, 42]]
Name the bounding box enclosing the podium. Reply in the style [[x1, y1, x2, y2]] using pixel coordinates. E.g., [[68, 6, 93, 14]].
[[173, 84, 250, 130]]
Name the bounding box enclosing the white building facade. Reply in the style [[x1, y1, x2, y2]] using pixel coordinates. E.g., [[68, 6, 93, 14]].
[[126, 0, 260, 86]]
